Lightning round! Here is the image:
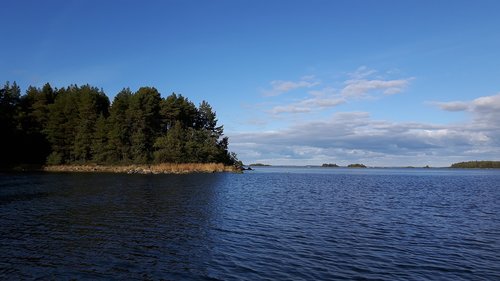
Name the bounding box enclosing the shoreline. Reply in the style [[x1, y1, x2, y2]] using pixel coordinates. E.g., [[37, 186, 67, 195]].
[[41, 163, 241, 174]]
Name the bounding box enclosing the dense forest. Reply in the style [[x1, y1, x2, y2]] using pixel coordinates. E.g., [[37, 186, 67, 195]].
[[450, 161, 500, 169], [0, 81, 240, 169]]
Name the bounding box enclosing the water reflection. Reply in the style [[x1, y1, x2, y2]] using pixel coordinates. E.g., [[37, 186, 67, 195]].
[[0, 173, 227, 279]]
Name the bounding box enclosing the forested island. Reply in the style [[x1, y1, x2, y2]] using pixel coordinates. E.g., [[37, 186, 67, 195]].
[[322, 163, 339, 167], [348, 164, 367, 168], [0, 82, 241, 172], [450, 161, 500, 169], [321, 163, 367, 168]]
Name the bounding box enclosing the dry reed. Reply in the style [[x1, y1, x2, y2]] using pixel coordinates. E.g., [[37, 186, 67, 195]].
[[43, 163, 240, 174]]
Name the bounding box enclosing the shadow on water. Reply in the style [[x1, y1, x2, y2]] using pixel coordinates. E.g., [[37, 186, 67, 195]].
[[0, 192, 50, 205], [0, 172, 227, 280]]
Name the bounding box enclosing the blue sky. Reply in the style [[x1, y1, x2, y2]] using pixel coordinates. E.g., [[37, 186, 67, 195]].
[[2, 0, 500, 166]]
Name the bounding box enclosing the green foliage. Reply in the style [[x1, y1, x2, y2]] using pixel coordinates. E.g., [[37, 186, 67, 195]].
[[321, 163, 339, 167], [128, 87, 161, 163], [92, 114, 111, 164], [15, 84, 54, 164], [73, 85, 110, 162], [348, 163, 367, 168], [249, 163, 271, 166], [154, 121, 186, 163], [107, 88, 133, 163], [450, 161, 500, 169], [161, 93, 198, 129], [45, 87, 79, 163], [0, 81, 240, 168], [0, 82, 21, 167], [46, 151, 63, 165]]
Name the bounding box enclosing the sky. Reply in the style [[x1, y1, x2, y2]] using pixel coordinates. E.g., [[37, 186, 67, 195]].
[[1, 0, 500, 167]]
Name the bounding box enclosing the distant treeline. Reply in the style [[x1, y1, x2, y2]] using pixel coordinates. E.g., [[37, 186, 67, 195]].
[[321, 163, 367, 168], [0, 82, 240, 168], [450, 161, 500, 169]]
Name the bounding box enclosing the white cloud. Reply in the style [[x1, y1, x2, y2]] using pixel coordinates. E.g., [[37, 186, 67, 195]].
[[347, 66, 378, 79], [270, 104, 312, 114], [436, 101, 469, 111], [472, 93, 500, 113], [436, 93, 500, 113], [263, 76, 319, 96], [269, 96, 345, 114], [263, 67, 413, 116], [341, 78, 411, 97], [435, 93, 500, 132]]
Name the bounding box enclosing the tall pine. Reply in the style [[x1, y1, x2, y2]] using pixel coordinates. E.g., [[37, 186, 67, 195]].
[[128, 87, 161, 163], [108, 88, 133, 163]]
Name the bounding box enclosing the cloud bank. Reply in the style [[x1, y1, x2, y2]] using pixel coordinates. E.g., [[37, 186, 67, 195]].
[[231, 68, 500, 166]]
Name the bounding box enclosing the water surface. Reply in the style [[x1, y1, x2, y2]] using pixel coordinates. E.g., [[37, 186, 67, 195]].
[[1, 168, 499, 280]]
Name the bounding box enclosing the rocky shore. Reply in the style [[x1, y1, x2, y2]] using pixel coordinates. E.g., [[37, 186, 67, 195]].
[[43, 163, 241, 174]]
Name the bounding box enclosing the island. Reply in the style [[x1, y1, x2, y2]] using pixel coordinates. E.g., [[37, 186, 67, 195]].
[[450, 161, 500, 169], [347, 163, 367, 168], [321, 163, 339, 167], [249, 163, 271, 167]]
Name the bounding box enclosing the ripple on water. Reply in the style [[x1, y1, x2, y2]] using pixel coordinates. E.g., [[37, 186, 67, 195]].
[[0, 170, 499, 280]]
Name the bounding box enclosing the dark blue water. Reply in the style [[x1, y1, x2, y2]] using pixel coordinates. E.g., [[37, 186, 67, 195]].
[[1, 168, 499, 280]]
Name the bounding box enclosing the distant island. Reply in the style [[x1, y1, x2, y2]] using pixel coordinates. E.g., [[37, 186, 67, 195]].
[[348, 163, 367, 168], [321, 163, 339, 167], [249, 163, 271, 167], [1, 82, 241, 173], [321, 163, 367, 168], [450, 161, 500, 169]]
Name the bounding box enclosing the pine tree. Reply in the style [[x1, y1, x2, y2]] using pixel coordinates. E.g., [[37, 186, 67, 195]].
[[45, 87, 79, 164], [0, 82, 21, 167], [128, 87, 161, 163], [72, 85, 110, 162], [154, 121, 186, 163], [108, 88, 133, 163], [160, 93, 198, 130], [92, 114, 110, 163], [16, 84, 55, 164]]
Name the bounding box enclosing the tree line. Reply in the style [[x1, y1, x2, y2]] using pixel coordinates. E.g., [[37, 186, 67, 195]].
[[450, 161, 500, 169], [0, 81, 240, 168]]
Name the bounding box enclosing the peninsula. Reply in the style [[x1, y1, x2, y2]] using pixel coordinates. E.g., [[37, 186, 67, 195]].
[[0, 82, 241, 173]]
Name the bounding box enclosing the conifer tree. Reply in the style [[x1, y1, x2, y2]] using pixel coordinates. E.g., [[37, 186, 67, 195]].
[[92, 114, 110, 163], [45, 87, 79, 164], [0, 82, 21, 167], [108, 88, 133, 163], [128, 87, 161, 163], [73, 85, 110, 162], [154, 121, 186, 163], [161, 93, 198, 130]]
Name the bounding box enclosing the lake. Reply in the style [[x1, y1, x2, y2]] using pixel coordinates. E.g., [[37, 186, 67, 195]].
[[1, 167, 499, 280]]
